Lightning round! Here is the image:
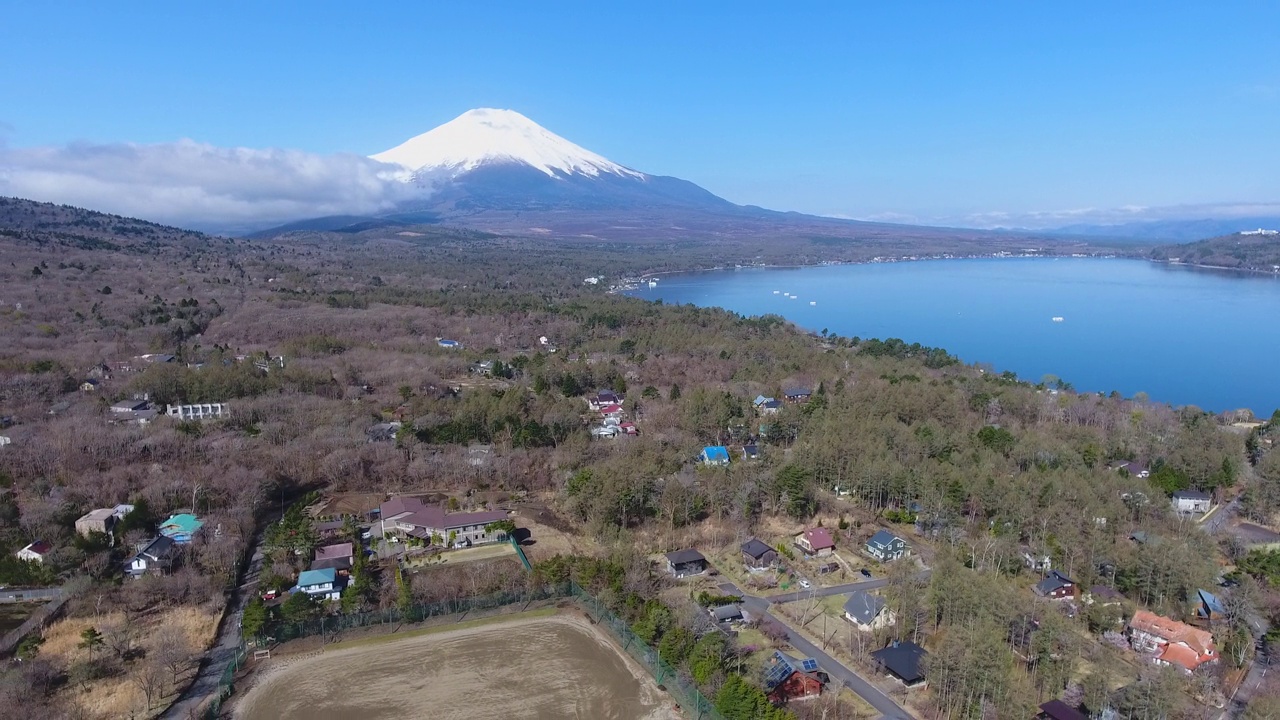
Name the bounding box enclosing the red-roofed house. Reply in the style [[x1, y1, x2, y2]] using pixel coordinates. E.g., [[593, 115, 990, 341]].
[[16, 540, 53, 564], [794, 528, 836, 557], [378, 497, 509, 548], [1128, 609, 1217, 672]]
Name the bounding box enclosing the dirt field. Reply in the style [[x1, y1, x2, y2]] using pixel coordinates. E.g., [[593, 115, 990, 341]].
[[235, 613, 682, 720]]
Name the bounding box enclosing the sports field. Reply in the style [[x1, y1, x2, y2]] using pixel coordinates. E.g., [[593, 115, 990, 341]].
[[235, 613, 682, 720]]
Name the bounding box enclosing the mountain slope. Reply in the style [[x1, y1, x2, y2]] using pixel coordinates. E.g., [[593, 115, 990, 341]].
[[1149, 230, 1280, 272]]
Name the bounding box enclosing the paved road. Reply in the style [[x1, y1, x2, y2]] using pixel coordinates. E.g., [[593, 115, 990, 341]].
[[721, 581, 912, 719], [160, 539, 265, 719]]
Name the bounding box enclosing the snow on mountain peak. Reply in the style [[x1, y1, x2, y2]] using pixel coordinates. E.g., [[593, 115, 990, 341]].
[[371, 108, 643, 180]]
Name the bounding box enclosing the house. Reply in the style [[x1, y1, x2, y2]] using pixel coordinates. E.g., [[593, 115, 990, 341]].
[[80, 379, 101, 392], [127, 535, 178, 576], [467, 443, 494, 466], [1037, 700, 1088, 720], [377, 496, 509, 547], [295, 567, 344, 601], [1022, 551, 1052, 574], [366, 422, 402, 442], [16, 540, 52, 563], [618, 422, 639, 436], [664, 548, 707, 577], [87, 362, 113, 380], [1195, 588, 1225, 622], [1109, 460, 1150, 479], [1086, 585, 1124, 606], [1128, 609, 1218, 672], [843, 591, 894, 631], [763, 651, 827, 704], [783, 388, 812, 404], [753, 395, 782, 415], [1172, 490, 1212, 514], [588, 390, 622, 410], [591, 425, 619, 438], [870, 640, 928, 687], [437, 339, 461, 349], [159, 514, 204, 544], [110, 399, 150, 413], [75, 508, 118, 537], [599, 404, 624, 420], [710, 604, 745, 624], [794, 527, 835, 557], [741, 538, 779, 570], [312, 543, 355, 574], [700, 446, 730, 466], [864, 529, 909, 562], [166, 402, 229, 420], [1034, 571, 1078, 600], [742, 444, 760, 460]]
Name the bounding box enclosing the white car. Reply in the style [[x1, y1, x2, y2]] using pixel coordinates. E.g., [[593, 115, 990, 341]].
[[798, 579, 811, 589]]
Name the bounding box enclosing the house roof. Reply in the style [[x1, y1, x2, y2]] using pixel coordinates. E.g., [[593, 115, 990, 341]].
[[379, 497, 507, 531], [665, 548, 705, 565], [160, 514, 204, 535], [871, 640, 927, 684], [1130, 610, 1215, 655], [137, 535, 176, 559], [599, 404, 623, 414], [298, 567, 337, 587], [801, 527, 835, 550], [843, 591, 886, 625], [1158, 642, 1205, 671], [1035, 571, 1076, 596], [1088, 585, 1123, 600], [784, 388, 811, 397], [701, 446, 730, 461], [311, 556, 353, 572], [1197, 588, 1225, 616], [753, 394, 772, 406], [110, 399, 150, 411], [1173, 489, 1211, 501], [79, 508, 117, 523], [712, 604, 744, 621], [20, 540, 53, 556], [315, 543, 353, 562], [1038, 700, 1087, 720], [867, 529, 904, 548], [763, 651, 822, 691], [741, 538, 774, 559]]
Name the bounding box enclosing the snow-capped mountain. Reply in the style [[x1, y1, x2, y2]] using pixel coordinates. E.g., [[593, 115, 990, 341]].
[[369, 109, 735, 216], [372, 108, 643, 181]]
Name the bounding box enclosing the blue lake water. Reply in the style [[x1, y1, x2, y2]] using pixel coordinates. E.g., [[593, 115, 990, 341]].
[[626, 258, 1280, 415]]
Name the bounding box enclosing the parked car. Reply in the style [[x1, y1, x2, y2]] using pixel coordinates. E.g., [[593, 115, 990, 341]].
[[798, 579, 811, 589]]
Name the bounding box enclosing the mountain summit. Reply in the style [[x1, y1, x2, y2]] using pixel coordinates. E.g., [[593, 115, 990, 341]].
[[372, 108, 643, 180], [370, 109, 734, 217]]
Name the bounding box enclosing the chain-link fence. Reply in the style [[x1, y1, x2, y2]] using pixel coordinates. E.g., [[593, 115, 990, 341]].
[[201, 643, 248, 719]]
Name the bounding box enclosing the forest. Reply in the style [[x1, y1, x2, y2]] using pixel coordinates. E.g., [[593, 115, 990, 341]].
[[0, 196, 1278, 719]]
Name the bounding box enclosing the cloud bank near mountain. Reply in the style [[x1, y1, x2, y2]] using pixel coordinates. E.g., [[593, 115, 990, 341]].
[[0, 139, 416, 232]]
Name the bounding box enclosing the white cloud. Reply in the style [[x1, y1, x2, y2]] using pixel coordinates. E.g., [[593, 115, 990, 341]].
[[864, 201, 1280, 231], [0, 139, 420, 232]]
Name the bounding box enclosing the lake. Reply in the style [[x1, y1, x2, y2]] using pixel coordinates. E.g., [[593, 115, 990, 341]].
[[626, 258, 1280, 415]]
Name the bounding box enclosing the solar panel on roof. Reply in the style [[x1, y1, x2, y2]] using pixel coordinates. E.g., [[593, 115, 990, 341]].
[[800, 658, 819, 672]]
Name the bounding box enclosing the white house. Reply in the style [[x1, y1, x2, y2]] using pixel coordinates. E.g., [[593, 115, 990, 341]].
[[127, 536, 178, 576], [1172, 490, 1212, 514], [295, 568, 344, 601], [16, 540, 53, 564], [166, 402, 229, 420], [843, 591, 894, 631]]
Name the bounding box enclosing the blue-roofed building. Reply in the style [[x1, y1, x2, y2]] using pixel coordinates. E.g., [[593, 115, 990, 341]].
[[763, 650, 827, 703], [864, 529, 909, 562], [1196, 588, 1225, 621], [437, 339, 461, 349], [158, 514, 204, 544], [700, 446, 730, 466], [295, 567, 344, 601]]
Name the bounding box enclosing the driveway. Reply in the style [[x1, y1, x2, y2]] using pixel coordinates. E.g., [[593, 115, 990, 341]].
[[721, 581, 913, 719], [160, 536, 265, 719]]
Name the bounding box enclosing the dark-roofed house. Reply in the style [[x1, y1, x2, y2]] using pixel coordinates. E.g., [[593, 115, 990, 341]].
[[1037, 699, 1088, 720], [843, 591, 893, 631], [313, 543, 355, 574], [1109, 460, 1150, 479], [741, 538, 779, 571], [1172, 490, 1212, 514], [783, 388, 812, 404], [710, 604, 745, 623], [871, 640, 927, 687], [16, 540, 53, 564], [1034, 571, 1077, 600], [795, 527, 835, 557], [763, 651, 827, 704], [864, 529, 909, 562], [127, 536, 178, 576], [665, 549, 707, 577], [1196, 588, 1225, 622], [378, 496, 509, 547], [1086, 585, 1124, 606]]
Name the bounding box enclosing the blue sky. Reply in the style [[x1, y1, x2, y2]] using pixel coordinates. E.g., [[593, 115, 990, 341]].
[[2, 2, 1278, 227]]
